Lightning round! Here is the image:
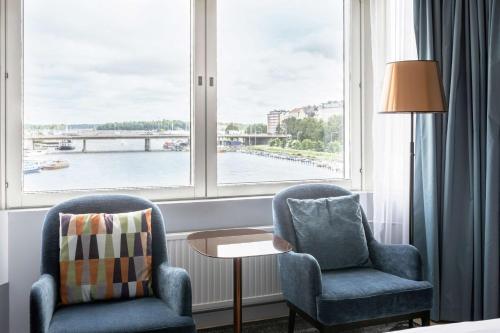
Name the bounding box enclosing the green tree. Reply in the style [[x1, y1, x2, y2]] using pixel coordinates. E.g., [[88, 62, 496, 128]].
[[96, 119, 189, 131], [312, 140, 325, 152], [300, 139, 315, 150], [288, 140, 301, 150], [324, 115, 343, 144], [269, 138, 284, 147], [225, 123, 239, 133], [245, 123, 267, 134], [327, 141, 342, 153], [281, 117, 325, 142]]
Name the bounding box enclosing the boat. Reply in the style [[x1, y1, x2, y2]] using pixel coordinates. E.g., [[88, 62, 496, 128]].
[[56, 139, 75, 151], [41, 160, 69, 170], [163, 140, 188, 151], [23, 161, 41, 174]]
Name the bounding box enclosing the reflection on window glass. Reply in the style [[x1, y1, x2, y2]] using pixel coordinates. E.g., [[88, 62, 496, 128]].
[[23, 0, 192, 192], [216, 0, 347, 184]]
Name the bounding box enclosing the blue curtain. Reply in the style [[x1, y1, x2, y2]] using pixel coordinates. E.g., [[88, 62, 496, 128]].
[[413, 0, 500, 321]]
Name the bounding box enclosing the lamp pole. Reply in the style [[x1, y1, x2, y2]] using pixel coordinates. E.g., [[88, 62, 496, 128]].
[[409, 112, 415, 245]]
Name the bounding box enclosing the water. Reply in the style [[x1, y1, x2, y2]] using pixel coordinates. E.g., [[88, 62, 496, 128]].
[[24, 147, 341, 192]]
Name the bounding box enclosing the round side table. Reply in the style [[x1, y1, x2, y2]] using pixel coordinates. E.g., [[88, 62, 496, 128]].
[[187, 228, 292, 333]]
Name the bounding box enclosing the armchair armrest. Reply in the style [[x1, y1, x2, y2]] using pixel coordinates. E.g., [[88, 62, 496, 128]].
[[278, 251, 322, 318], [369, 241, 423, 281], [156, 263, 192, 316], [30, 274, 57, 333]]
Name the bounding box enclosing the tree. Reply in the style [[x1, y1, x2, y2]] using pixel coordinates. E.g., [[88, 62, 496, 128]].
[[281, 117, 325, 142], [225, 123, 239, 133], [288, 140, 301, 150], [245, 123, 267, 134], [300, 139, 315, 150], [324, 115, 343, 144], [269, 138, 284, 147], [327, 141, 342, 153], [96, 119, 189, 131], [312, 140, 325, 152]]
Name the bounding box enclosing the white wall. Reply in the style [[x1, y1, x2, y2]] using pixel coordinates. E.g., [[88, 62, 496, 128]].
[[0, 211, 7, 285], [5, 193, 372, 333], [0, 211, 8, 333]]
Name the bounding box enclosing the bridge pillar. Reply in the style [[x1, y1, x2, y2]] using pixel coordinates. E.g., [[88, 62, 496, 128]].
[[145, 138, 151, 152], [82, 139, 87, 152]]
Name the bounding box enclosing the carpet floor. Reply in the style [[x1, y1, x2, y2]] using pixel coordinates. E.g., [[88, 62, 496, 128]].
[[198, 317, 416, 333]]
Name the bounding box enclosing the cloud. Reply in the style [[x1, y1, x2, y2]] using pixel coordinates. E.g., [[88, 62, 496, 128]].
[[24, 0, 345, 125]]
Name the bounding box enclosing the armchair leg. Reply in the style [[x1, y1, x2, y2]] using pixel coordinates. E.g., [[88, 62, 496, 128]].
[[408, 319, 414, 328], [422, 311, 431, 326], [288, 307, 296, 333]]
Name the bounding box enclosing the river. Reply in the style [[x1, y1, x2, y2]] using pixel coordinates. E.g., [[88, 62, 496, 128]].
[[24, 151, 341, 192]]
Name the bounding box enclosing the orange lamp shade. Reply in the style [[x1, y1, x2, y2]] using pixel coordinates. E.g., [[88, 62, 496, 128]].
[[380, 60, 446, 113]]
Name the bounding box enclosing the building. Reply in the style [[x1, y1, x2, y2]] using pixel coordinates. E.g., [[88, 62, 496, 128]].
[[267, 110, 287, 134], [316, 100, 344, 121]]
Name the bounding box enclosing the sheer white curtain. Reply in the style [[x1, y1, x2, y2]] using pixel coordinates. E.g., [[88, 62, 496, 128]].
[[370, 0, 417, 244]]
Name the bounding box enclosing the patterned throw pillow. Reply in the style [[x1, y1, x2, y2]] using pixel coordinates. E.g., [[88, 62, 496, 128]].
[[59, 208, 153, 305]]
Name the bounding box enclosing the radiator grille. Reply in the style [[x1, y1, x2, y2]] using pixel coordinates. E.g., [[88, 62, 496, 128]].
[[166, 228, 283, 311]]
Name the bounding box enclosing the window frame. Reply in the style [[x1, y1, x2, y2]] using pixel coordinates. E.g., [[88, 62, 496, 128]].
[[2, 0, 363, 208], [205, 0, 362, 198]]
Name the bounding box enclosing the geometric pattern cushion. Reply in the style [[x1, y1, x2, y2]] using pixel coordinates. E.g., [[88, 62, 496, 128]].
[[59, 208, 153, 305]]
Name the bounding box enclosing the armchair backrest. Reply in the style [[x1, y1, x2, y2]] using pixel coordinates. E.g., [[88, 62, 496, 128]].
[[40, 194, 167, 301], [272, 184, 374, 249]]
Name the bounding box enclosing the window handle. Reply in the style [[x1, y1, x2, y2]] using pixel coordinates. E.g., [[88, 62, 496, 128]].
[[209, 77, 214, 87], [198, 76, 203, 86]]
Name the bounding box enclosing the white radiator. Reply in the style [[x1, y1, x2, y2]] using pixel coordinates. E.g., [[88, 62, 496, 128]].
[[165, 227, 283, 312]]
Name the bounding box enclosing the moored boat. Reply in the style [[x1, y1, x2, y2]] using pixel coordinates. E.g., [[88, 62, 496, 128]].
[[41, 160, 69, 170], [23, 161, 41, 174], [56, 139, 75, 151]]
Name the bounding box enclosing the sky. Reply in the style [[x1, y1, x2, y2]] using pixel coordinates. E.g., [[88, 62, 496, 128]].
[[24, 0, 344, 125]]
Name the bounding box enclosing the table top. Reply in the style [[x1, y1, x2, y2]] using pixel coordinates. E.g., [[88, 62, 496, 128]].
[[187, 228, 292, 259]]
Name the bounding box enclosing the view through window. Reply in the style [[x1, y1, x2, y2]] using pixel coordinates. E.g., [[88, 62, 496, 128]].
[[216, 0, 347, 184], [22, 0, 192, 192], [21, 0, 349, 195]]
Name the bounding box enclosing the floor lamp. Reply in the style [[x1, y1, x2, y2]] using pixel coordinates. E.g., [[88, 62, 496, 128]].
[[379, 60, 446, 245]]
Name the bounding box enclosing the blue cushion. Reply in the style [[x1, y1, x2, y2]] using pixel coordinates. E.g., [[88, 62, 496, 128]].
[[48, 297, 196, 333], [286, 194, 369, 270], [317, 268, 433, 325]]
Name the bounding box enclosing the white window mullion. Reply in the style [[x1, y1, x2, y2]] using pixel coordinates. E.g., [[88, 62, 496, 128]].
[[205, 0, 218, 197], [349, 0, 363, 190], [5, 0, 23, 207], [193, 0, 208, 198], [0, 0, 7, 209]]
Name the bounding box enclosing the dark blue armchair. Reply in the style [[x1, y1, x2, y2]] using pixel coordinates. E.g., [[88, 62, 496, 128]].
[[30, 195, 196, 333], [273, 184, 433, 332]]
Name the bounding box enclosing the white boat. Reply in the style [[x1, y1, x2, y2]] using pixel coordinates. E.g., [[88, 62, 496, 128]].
[[56, 139, 75, 151], [23, 161, 41, 174], [41, 160, 70, 170]]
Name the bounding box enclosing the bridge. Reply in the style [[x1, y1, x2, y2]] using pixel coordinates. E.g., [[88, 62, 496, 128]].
[[26, 133, 289, 152]]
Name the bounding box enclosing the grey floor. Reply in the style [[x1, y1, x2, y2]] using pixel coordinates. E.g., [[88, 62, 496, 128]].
[[198, 317, 414, 333]]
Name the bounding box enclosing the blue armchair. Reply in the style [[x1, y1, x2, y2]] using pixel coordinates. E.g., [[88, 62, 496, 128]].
[[273, 184, 433, 332], [30, 195, 196, 333]]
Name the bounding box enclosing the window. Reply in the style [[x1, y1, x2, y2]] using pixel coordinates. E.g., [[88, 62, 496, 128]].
[[4, 0, 361, 207], [216, 0, 348, 184], [22, 0, 193, 192]]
